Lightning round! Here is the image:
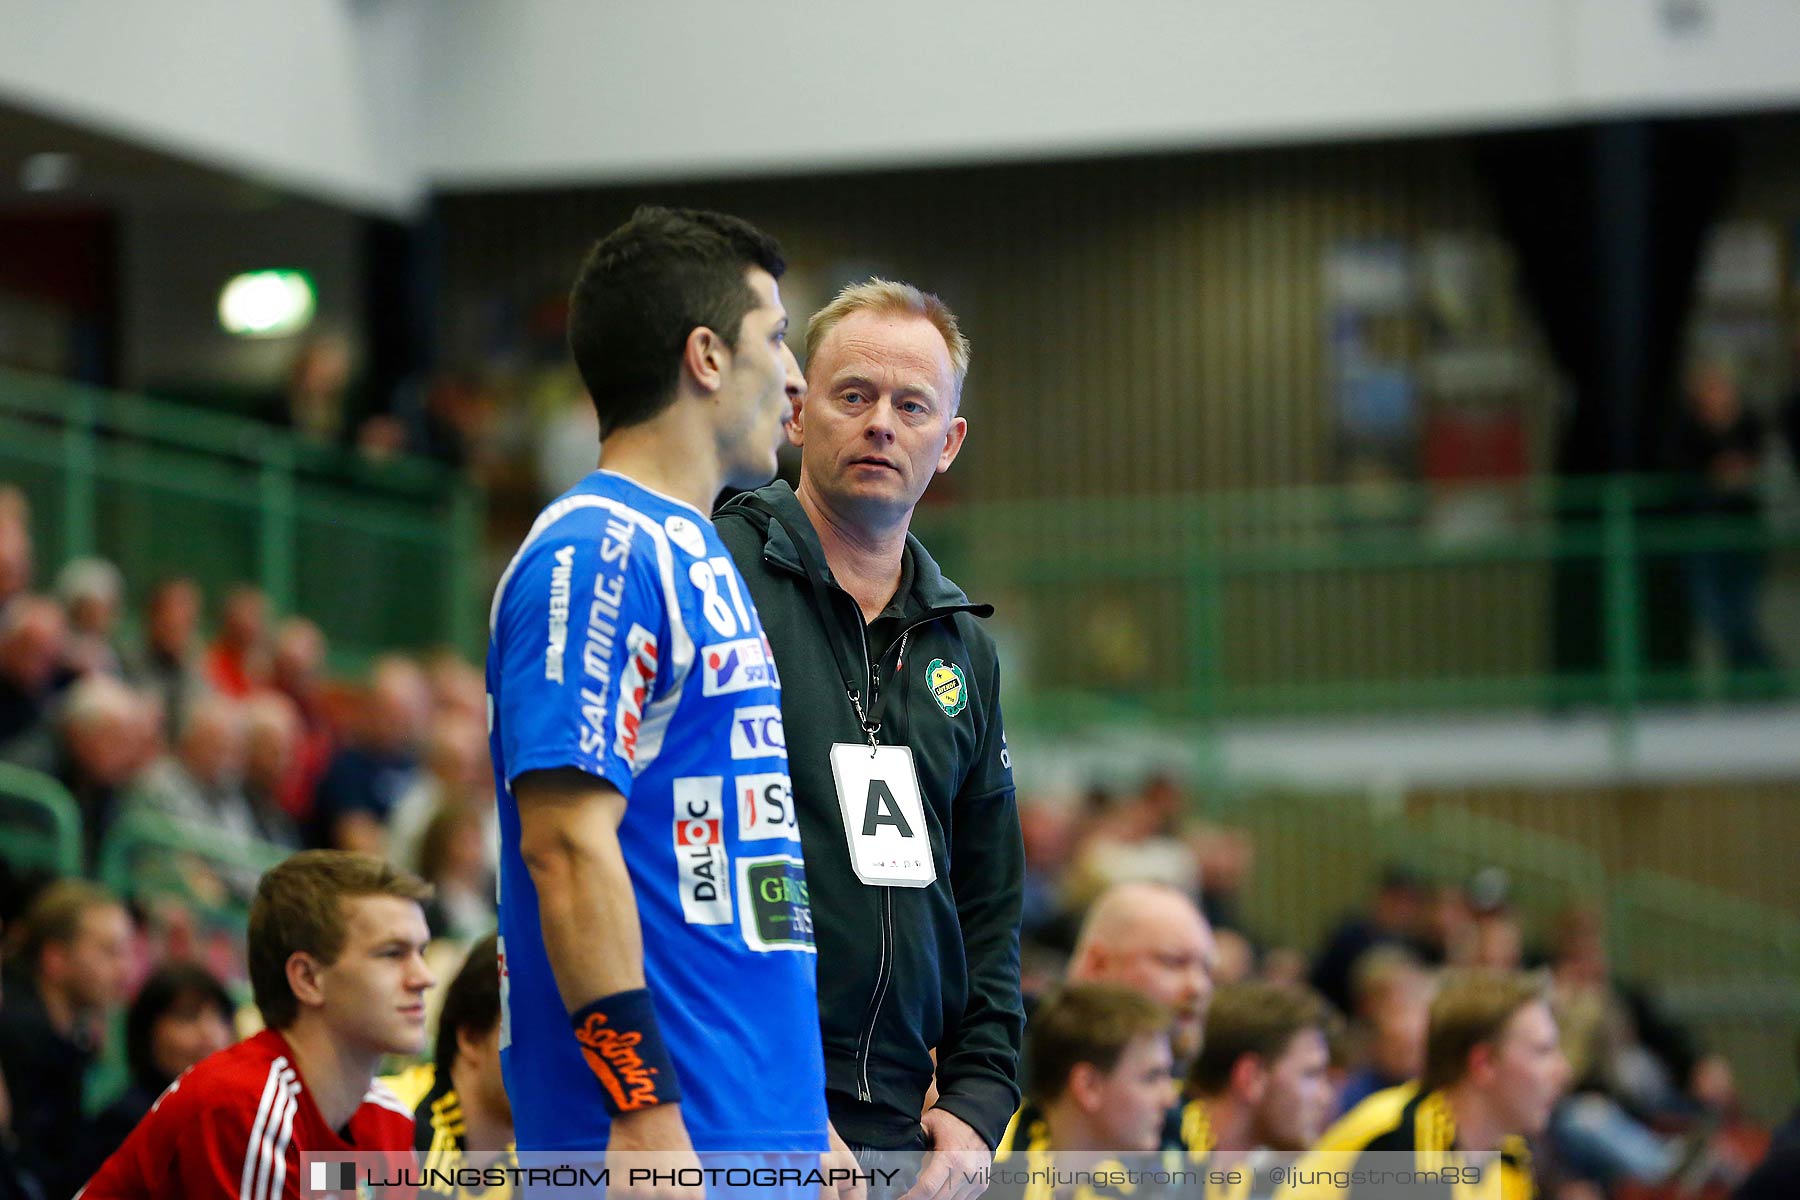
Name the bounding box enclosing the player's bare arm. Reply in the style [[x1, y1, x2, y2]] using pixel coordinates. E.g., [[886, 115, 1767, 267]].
[[514, 767, 701, 1196]]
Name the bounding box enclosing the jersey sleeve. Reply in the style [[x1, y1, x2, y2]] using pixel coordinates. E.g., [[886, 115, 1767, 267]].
[[494, 515, 671, 800]]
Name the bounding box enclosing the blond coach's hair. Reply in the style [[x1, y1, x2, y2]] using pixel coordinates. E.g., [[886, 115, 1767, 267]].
[[805, 278, 971, 403]]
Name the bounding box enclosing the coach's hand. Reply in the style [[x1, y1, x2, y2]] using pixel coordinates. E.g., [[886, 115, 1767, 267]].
[[607, 1104, 706, 1200], [820, 1120, 867, 1200], [898, 1108, 991, 1200]]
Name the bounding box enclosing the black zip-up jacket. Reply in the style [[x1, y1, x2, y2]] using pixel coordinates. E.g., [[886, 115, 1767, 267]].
[[716, 482, 1025, 1150]]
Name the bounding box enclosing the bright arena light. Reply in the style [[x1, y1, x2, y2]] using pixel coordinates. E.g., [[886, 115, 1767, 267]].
[[218, 270, 316, 337]]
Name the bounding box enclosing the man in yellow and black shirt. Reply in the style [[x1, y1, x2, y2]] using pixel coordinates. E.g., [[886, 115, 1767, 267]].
[[1165, 983, 1336, 1198], [384, 934, 516, 1200], [1284, 969, 1570, 1200], [993, 983, 1177, 1200]]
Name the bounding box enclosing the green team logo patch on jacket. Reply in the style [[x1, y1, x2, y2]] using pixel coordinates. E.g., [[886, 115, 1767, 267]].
[[926, 658, 968, 716]]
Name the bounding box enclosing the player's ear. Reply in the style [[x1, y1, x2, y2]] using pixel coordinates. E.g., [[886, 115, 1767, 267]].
[[456, 1023, 487, 1066], [1067, 1061, 1105, 1113], [286, 951, 327, 1010], [683, 325, 727, 395], [39, 941, 68, 983], [785, 390, 806, 447], [1466, 1041, 1497, 1087], [1231, 1053, 1267, 1105]]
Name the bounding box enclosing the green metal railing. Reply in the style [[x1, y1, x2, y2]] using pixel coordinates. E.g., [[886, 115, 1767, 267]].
[[0, 369, 486, 661], [0, 761, 83, 876], [916, 475, 1800, 728], [95, 808, 292, 924]]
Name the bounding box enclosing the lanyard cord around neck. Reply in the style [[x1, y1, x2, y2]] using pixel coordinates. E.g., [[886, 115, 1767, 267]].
[[737, 496, 905, 750]]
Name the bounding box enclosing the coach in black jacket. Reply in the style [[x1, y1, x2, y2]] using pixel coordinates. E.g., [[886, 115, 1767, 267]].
[[716, 279, 1023, 1185]]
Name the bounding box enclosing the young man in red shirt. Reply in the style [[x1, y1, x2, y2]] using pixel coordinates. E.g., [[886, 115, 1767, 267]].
[[80, 850, 436, 1200]]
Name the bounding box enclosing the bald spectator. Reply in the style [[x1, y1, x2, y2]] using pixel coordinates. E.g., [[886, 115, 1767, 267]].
[[2, 674, 152, 864], [127, 577, 206, 740], [1068, 881, 1219, 1073], [202, 584, 268, 698], [54, 557, 125, 678], [314, 655, 429, 852], [0, 487, 32, 608], [0, 595, 67, 744], [0, 880, 133, 1200]]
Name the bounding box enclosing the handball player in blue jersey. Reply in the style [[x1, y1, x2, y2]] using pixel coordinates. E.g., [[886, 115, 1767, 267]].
[[486, 208, 851, 1194]]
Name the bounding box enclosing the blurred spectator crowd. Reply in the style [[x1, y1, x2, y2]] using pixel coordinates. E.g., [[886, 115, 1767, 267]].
[[1013, 777, 1783, 1199], [0, 483, 497, 1197], [0, 469, 1795, 1200]]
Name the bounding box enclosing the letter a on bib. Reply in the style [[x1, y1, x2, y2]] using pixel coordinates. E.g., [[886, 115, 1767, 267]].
[[861, 780, 914, 837], [829, 743, 936, 887]]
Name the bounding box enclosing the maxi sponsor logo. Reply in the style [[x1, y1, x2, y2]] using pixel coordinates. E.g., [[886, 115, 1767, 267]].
[[700, 637, 776, 697], [545, 545, 575, 683], [673, 777, 731, 925], [728, 705, 786, 759], [612, 624, 658, 769], [735, 772, 795, 840], [577, 516, 634, 758]]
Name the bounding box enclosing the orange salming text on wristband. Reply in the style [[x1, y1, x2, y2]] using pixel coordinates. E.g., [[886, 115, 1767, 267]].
[[575, 1009, 665, 1112]]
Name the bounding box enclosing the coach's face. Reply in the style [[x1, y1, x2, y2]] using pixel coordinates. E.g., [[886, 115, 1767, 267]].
[[716, 267, 803, 491], [791, 310, 966, 525], [312, 895, 435, 1057]]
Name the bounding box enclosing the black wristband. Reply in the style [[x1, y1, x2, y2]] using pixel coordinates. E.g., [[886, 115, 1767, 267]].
[[571, 988, 681, 1115]]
